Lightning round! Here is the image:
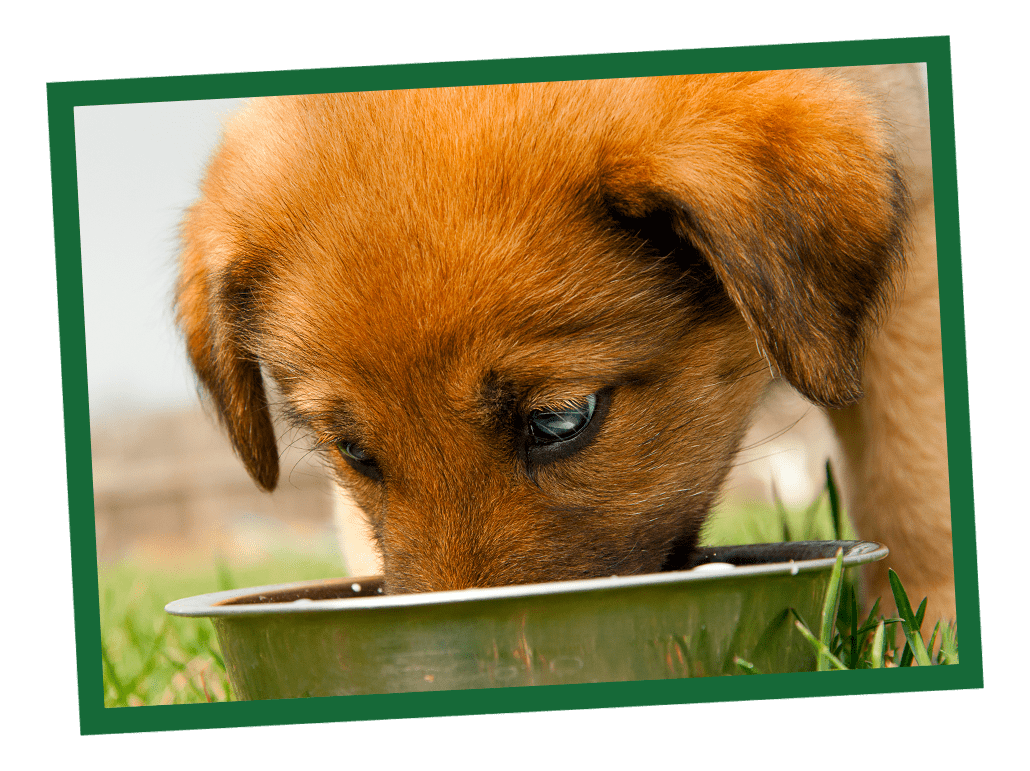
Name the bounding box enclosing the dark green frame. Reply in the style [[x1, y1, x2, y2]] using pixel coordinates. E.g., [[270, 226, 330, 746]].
[[48, 35, 981, 736]]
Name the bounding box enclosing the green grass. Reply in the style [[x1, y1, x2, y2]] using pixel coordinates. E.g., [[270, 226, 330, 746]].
[[705, 465, 857, 546], [99, 549, 345, 706], [722, 464, 959, 672], [99, 464, 956, 705]]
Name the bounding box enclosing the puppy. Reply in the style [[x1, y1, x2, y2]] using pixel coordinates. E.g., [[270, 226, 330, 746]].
[[177, 64, 954, 625]]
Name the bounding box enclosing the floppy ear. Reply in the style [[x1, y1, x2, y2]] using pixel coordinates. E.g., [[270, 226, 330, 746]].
[[175, 204, 280, 491], [605, 71, 908, 408]]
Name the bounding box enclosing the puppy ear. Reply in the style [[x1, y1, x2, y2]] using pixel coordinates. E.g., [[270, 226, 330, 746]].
[[176, 205, 280, 491], [606, 71, 908, 408]]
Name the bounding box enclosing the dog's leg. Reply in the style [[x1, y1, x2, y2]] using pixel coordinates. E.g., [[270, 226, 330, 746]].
[[828, 196, 955, 628]]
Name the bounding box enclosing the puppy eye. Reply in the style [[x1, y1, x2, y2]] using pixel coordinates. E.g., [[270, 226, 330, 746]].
[[528, 393, 597, 444], [336, 442, 383, 481]]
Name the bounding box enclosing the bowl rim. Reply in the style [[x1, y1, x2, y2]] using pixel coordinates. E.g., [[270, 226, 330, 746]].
[[165, 540, 887, 618]]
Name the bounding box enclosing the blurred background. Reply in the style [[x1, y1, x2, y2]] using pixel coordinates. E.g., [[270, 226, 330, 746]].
[[78, 98, 341, 573], [78, 97, 841, 578]]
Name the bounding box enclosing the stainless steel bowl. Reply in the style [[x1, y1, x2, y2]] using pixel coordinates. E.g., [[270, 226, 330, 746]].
[[166, 540, 887, 699]]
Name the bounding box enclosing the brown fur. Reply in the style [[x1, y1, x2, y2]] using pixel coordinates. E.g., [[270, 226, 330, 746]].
[[177, 65, 953, 623]]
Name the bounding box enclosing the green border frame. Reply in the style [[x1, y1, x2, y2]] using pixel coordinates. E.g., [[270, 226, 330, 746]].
[[49, 35, 982, 736]]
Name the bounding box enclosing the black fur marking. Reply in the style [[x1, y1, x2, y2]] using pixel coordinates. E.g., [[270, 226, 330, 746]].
[[604, 196, 738, 324]]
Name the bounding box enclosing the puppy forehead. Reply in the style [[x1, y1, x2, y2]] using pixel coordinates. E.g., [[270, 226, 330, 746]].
[[265, 229, 687, 419], [216, 79, 808, 427], [219, 86, 695, 402], [230, 83, 636, 183], [213, 80, 691, 267]]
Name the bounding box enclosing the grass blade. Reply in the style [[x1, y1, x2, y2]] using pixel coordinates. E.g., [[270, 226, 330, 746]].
[[818, 548, 845, 669], [888, 570, 932, 667], [825, 461, 844, 542], [898, 598, 927, 667], [926, 621, 941, 662], [938, 623, 960, 665], [869, 620, 887, 669], [801, 489, 827, 540], [100, 637, 127, 701], [734, 657, 760, 675], [770, 480, 793, 542], [861, 596, 882, 633], [844, 582, 860, 669], [794, 619, 848, 670]]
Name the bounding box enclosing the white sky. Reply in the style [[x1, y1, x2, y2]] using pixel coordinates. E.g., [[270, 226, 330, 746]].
[[74, 98, 245, 422]]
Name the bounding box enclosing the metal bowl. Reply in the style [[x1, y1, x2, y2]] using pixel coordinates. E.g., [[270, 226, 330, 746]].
[[166, 540, 886, 699]]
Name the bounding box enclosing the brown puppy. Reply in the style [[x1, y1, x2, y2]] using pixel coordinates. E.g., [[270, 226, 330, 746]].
[[177, 65, 953, 624]]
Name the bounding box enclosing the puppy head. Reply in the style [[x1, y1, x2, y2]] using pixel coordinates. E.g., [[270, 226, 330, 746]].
[[177, 72, 907, 592]]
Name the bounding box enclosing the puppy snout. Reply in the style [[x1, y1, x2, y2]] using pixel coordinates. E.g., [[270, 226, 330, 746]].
[[378, 497, 665, 595], [381, 510, 538, 594]]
